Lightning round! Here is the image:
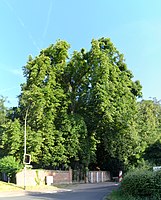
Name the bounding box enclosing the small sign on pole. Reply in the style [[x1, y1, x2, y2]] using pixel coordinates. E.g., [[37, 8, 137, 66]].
[[24, 154, 31, 164], [153, 166, 161, 172]]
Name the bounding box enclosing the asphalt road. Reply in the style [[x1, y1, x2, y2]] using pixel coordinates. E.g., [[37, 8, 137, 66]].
[[0, 183, 118, 200]]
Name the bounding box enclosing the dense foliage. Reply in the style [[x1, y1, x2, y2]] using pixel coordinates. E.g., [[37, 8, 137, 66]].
[[110, 169, 161, 200], [109, 189, 160, 200], [0, 156, 22, 181], [0, 38, 161, 174], [143, 139, 161, 165]]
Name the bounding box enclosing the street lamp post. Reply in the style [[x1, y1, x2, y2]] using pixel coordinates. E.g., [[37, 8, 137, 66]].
[[24, 108, 28, 190]]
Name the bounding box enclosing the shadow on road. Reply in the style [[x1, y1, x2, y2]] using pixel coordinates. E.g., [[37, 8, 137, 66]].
[[26, 184, 119, 200]]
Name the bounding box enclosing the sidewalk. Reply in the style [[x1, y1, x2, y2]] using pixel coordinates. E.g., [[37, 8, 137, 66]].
[[0, 190, 26, 197], [0, 187, 70, 197]]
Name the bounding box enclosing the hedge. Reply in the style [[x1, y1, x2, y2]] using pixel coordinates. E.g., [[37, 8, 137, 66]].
[[120, 169, 161, 198]]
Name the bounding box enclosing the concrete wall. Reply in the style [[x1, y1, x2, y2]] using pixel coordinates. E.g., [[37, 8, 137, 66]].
[[16, 168, 72, 186]]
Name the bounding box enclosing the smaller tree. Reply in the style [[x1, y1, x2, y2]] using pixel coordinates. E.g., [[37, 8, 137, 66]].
[[143, 139, 161, 165], [0, 119, 23, 161], [0, 156, 22, 182]]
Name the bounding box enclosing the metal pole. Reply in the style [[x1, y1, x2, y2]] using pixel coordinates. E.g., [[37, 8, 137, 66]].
[[24, 165, 26, 190], [24, 108, 28, 190]]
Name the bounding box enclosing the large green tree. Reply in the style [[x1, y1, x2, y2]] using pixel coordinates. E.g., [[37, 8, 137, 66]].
[[66, 38, 142, 171], [18, 40, 93, 168], [3, 38, 155, 174]]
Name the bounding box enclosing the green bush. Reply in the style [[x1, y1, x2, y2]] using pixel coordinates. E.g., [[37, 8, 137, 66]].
[[0, 156, 22, 182], [120, 169, 161, 198]]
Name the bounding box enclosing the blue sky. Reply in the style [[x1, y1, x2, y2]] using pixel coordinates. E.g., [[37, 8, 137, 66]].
[[0, 0, 161, 107]]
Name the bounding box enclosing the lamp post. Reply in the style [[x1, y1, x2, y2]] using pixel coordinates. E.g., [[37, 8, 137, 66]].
[[24, 108, 28, 190]]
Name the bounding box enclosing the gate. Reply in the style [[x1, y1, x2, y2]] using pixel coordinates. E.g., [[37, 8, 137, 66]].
[[72, 170, 110, 183], [72, 169, 85, 183]]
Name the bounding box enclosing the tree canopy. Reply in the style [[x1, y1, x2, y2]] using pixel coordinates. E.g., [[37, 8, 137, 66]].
[[0, 38, 160, 173]]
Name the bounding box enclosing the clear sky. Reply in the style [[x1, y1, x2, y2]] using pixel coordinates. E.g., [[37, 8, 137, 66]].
[[0, 0, 161, 107]]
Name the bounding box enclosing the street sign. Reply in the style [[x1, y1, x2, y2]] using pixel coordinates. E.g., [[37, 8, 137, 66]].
[[153, 166, 161, 171]]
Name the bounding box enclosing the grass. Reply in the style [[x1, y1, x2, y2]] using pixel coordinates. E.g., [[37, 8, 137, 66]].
[[108, 190, 137, 200], [0, 181, 24, 192], [0, 181, 60, 192], [107, 189, 161, 200]]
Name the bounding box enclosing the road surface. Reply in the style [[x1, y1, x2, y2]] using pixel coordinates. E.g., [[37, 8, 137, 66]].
[[0, 183, 118, 200]]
